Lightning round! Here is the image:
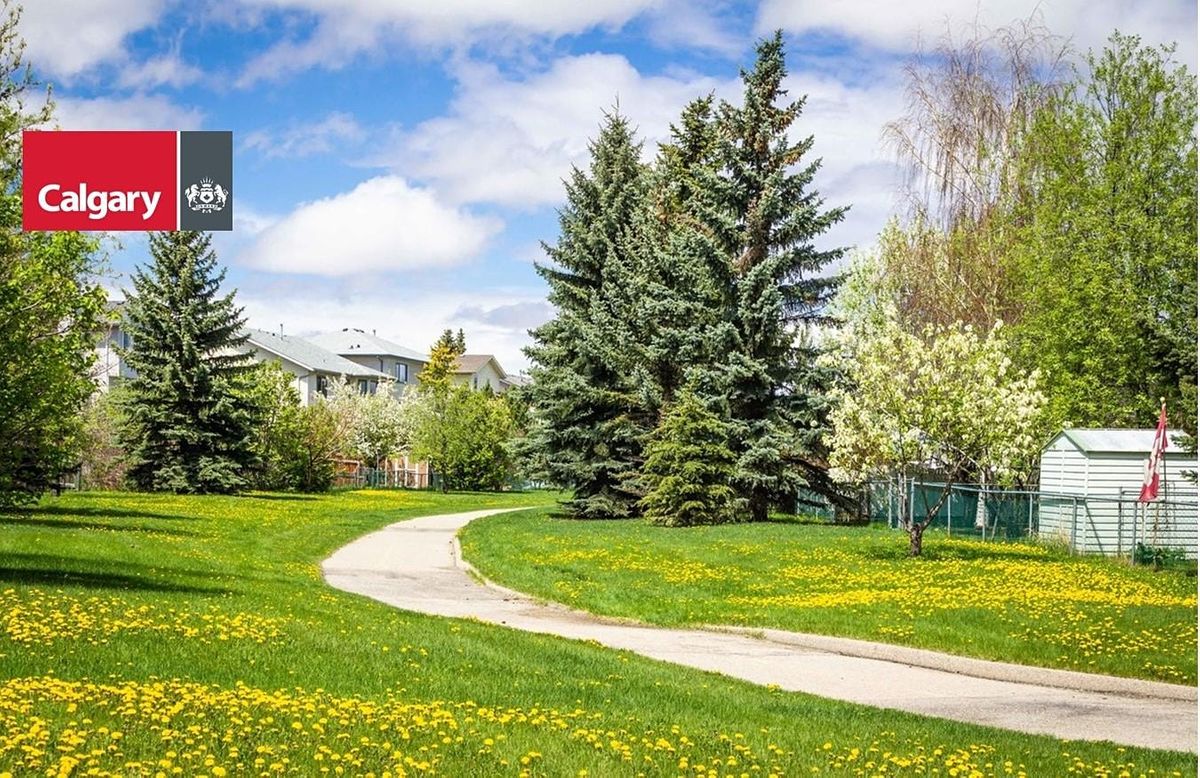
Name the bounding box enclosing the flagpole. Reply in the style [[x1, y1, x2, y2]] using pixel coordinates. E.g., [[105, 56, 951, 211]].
[[1159, 398, 1167, 546]]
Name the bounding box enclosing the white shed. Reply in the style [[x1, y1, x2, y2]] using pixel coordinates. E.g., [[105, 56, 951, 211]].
[[1038, 428, 1197, 557]]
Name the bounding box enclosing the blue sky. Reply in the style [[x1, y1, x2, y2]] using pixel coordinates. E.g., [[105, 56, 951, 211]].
[[21, 0, 1197, 371]]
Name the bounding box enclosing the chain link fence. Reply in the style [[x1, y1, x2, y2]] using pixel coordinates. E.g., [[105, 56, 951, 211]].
[[861, 478, 1197, 560]]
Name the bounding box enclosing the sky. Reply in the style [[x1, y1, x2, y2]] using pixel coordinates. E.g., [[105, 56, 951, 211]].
[[21, 0, 1197, 372]]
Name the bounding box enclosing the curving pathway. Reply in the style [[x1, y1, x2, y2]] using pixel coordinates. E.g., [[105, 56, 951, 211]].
[[322, 508, 1197, 753]]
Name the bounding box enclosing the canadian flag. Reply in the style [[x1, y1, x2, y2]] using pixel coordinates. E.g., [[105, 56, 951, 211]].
[[1138, 402, 1168, 503]]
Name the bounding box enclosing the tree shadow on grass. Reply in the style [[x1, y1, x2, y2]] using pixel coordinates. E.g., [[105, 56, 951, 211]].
[[862, 540, 1055, 564], [243, 494, 319, 502], [0, 515, 198, 536], [14, 505, 195, 522], [0, 552, 231, 594]]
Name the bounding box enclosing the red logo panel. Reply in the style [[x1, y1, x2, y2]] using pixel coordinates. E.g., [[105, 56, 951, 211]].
[[22, 131, 178, 231]]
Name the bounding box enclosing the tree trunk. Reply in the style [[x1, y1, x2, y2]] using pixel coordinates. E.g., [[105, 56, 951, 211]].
[[749, 491, 769, 522], [908, 523, 925, 556]]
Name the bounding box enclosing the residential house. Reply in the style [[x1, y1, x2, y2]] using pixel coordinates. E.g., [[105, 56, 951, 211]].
[[93, 302, 136, 392], [308, 329, 428, 387], [244, 328, 389, 406], [453, 354, 508, 393]]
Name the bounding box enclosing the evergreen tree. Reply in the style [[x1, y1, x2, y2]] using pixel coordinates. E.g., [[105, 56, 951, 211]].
[[632, 96, 738, 416], [708, 32, 848, 521], [640, 383, 741, 527], [121, 231, 257, 493], [526, 111, 648, 518]]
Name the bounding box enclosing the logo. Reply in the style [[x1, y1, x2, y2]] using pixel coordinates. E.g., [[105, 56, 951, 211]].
[[37, 183, 161, 221], [22, 130, 233, 232], [185, 178, 228, 213]]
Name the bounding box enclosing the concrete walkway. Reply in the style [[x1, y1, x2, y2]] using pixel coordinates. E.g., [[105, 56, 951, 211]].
[[322, 508, 1197, 753]]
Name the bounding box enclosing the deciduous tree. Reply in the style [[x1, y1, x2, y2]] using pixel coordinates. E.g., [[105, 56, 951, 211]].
[[0, 4, 106, 506], [825, 319, 1046, 555]]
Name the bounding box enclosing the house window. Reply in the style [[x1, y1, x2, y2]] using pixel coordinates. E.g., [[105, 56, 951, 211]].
[[395, 363, 408, 383], [316, 375, 329, 396], [357, 379, 369, 395]]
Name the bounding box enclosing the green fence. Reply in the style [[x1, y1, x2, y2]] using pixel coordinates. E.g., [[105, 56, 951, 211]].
[[866, 479, 1036, 540], [864, 478, 1197, 558]]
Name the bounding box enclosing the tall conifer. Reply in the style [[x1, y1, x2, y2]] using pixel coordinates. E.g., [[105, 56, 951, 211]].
[[121, 231, 257, 493], [710, 32, 848, 521], [526, 111, 648, 518]]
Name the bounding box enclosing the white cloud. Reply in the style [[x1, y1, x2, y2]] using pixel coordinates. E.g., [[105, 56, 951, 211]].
[[641, 0, 745, 57], [757, 0, 1196, 69], [235, 0, 663, 86], [383, 50, 902, 249], [51, 94, 204, 130], [117, 53, 205, 90], [19, 0, 166, 79], [238, 176, 501, 276], [385, 53, 736, 208], [782, 71, 908, 251], [238, 286, 545, 371], [243, 112, 364, 159]]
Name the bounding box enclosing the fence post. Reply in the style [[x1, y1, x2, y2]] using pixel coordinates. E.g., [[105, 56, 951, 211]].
[[1027, 495, 1034, 537], [1117, 499, 1123, 559]]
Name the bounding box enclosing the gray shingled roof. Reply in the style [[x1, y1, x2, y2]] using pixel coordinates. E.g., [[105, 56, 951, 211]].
[[1053, 428, 1187, 455], [245, 329, 387, 378], [308, 329, 428, 362]]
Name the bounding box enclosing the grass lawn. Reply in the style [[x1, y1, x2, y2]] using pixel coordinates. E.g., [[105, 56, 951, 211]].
[[0, 491, 1193, 777], [461, 508, 1198, 685]]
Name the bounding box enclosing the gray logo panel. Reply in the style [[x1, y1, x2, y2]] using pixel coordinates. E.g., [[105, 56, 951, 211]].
[[179, 131, 233, 231]]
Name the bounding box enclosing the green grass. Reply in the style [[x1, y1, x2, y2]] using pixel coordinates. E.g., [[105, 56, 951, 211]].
[[460, 508, 1198, 685], [0, 491, 1193, 777]]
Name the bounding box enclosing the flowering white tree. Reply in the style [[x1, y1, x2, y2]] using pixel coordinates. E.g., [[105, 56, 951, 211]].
[[824, 317, 1046, 555], [328, 379, 416, 470]]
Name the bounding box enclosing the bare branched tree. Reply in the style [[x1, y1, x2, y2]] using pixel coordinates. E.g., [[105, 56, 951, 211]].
[[877, 16, 1070, 333], [886, 16, 1069, 229]]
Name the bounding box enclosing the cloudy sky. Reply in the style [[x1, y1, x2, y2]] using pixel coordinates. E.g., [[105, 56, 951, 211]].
[[23, 0, 1197, 371]]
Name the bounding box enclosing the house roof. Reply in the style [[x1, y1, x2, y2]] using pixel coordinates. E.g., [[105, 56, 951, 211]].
[[307, 329, 428, 362], [245, 329, 387, 378], [454, 354, 506, 378], [1050, 428, 1188, 455]]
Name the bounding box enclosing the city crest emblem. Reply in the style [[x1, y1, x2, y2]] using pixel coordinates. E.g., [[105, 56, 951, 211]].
[[185, 177, 228, 213]]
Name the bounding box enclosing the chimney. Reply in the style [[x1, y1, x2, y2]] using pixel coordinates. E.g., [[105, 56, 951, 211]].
[[279, 323, 284, 336]]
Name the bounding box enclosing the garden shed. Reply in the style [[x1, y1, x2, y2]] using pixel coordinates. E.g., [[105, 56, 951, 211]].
[[1038, 428, 1197, 557]]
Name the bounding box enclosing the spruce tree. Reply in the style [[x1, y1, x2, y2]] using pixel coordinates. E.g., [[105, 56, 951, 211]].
[[640, 383, 741, 527], [632, 96, 738, 416], [526, 111, 648, 518], [121, 231, 257, 493], [709, 32, 848, 521]]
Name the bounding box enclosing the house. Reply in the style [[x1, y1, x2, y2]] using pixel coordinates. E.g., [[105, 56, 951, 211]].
[[453, 354, 508, 392], [308, 329, 428, 387], [244, 328, 389, 406], [92, 301, 136, 392], [1038, 428, 1197, 557]]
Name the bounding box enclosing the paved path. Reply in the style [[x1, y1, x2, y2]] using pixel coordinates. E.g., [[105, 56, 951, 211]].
[[322, 508, 1197, 753]]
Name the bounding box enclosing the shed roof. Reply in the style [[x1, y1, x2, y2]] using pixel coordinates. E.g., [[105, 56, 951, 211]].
[[308, 329, 428, 362], [1049, 428, 1188, 455], [245, 329, 387, 378]]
